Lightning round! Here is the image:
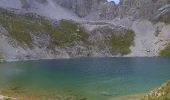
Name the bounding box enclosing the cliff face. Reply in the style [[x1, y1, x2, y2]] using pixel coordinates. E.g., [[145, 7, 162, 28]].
[[55, 0, 170, 20], [55, 0, 106, 17], [117, 0, 170, 20], [54, 0, 170, 20], [1, 0, 170, 20]]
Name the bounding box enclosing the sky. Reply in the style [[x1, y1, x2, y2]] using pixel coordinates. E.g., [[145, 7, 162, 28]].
[[107, 0, 120, 4]]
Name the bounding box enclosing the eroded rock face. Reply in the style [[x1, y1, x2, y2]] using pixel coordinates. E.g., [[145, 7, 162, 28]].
[[15, 0, 109, 18], [2, 0, 170, 20], [98, 2, 116, 20], [117, 0, 170, 20], [154, 4, 170, 23], [55, 0, 107, 17]]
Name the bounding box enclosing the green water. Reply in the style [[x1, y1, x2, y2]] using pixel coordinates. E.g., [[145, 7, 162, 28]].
[[0, 58, 170, 100]]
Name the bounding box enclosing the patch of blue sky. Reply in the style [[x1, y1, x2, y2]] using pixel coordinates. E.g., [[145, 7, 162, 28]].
[[107, 0, 120, 4]]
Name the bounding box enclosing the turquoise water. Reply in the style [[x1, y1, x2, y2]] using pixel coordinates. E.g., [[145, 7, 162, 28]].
[[0, 58, 170, 100]]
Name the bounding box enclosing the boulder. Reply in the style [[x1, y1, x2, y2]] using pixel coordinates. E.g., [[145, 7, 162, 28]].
[[0, 95, 16, 100]]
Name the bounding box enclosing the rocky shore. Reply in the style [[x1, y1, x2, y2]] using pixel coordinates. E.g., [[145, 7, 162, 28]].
[[142, 81, 170, 100], [1, 81, 170, 100]]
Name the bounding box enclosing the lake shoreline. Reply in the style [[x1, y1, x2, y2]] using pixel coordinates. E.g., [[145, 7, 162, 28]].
[[2, 56, 161, 63], [110, 93, 145, 100], [1, 58, 170, 100], [0, 91, 146, 100], [0, 95, 16, 100]]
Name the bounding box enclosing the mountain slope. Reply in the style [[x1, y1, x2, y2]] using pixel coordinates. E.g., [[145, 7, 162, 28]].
[[0, 8, 136, 61], [0, 0, 170, 61]]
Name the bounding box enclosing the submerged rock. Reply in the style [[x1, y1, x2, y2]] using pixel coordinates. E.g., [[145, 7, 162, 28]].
[[79, 97, 87, 100], [0, 95, 16, 100], [100, 91, 113, 96], [142, 81, 170, 100]]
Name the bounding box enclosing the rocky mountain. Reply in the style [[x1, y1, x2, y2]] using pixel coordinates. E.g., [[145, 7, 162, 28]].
[[0, 0, 170, 61], [55, 0, 107, 17], [1, 0, 170, 20]]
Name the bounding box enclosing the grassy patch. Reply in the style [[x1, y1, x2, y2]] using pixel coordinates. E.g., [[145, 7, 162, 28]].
[[0, 9, 89, 48], [161, 16, 170, 24], [43, 19, 89, 47], [155, 29, 160, 37], [111, 30, 134, 55], [160, 44, 170, 57], [104, 28, 134, 55], [0, 14, 32, 47], [4, 98, 13, 100], [155, 13, 170, 25], [0, 10, 42, 47]]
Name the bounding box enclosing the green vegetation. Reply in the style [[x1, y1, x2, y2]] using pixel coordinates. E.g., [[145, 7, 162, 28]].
[[0, 9, 89, 48], [161, 16, 170, 24], [142, 81, 170, 100], [0, 12, 35, 47], [160, 44, 170, 57], [111, 30, 134, 55], [4, 98, 13, 100], [42, 19, 89, 47], [155, 29, 160, 37], [104, 28, 134, 55], [156, 13, 170, 24]]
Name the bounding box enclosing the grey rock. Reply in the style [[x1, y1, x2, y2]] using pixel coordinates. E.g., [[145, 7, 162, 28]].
[[116, 0, 170, 20], [98, 2, 117, 20], [154, 4, 170, 22], [55, 0, 107, 17]]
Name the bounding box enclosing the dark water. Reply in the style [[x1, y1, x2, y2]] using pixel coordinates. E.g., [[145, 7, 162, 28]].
[[0, 58, 170, 100]]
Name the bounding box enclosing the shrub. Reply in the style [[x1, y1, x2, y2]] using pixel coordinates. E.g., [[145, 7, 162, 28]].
[[103, 27, 135, 55], [160, 44, 170, 57]]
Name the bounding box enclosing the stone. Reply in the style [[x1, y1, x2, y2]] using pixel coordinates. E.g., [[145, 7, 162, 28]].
[[55, 0, 107, 17], [0, 95, 16, 100]]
